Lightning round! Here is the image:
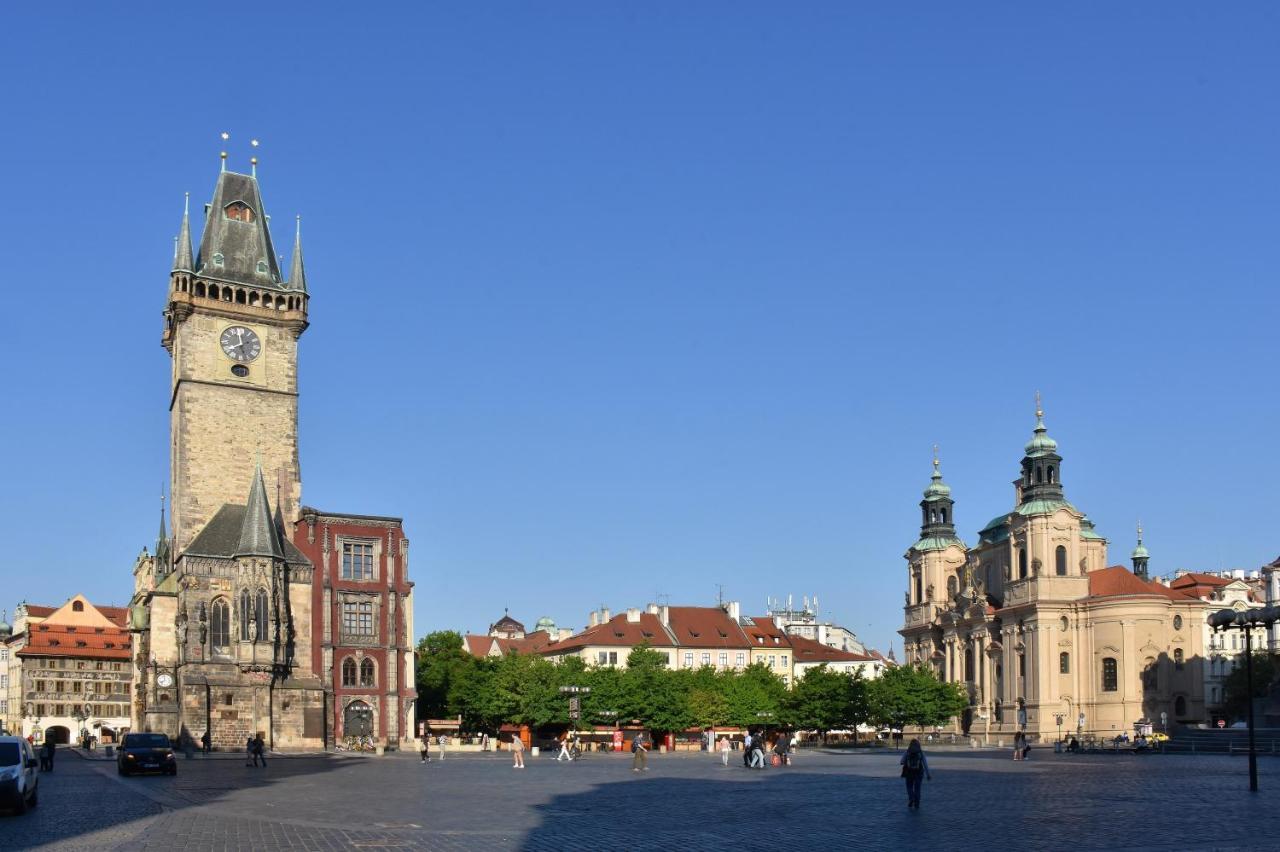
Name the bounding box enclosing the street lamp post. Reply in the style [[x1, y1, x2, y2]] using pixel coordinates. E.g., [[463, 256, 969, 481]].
[[559, 686, 591, 735], [1208, 605, 1280, 792]]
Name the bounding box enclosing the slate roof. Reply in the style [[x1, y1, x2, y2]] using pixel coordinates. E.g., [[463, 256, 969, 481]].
[[195, 170, 286, 289], [185, 504, 310, 566], [1087, 566, 1197, 601]]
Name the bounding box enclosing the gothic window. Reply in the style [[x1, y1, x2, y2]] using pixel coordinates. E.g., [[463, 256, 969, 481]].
[[255, 590, 269, 642], [1055, 546, 1067, 576], [224, 201, 255, 222], [342, 600, 375, 636], [1018, 548, 1028, 579], [360, 658, 375, 687], [1059, 652, 1070, 674], [1102, 657, 1118, 692], [210, 598, 230, 655], [239, 589, 251, 640], [342, 657, 357, 686], [342, 541, 375, 581]]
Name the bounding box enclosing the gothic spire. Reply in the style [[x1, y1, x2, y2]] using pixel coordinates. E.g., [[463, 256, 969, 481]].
[[155, 491, 171, 570], [174, 192, 194, 272], [235, 462, 285, 559], [288, 216, 307, 293], [195, 168, 284, 287]]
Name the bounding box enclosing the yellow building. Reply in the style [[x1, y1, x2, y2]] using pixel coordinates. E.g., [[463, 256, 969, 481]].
[[901, 405, 1207, 742]]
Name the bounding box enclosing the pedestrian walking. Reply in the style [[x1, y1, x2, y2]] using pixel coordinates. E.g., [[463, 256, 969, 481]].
[[252, 733, 267, 767], [900, 738, 932, 808], [201, 730, 211, 755], [749, 737, 766, 769], [1013, 731, 1025, 761], [437, 734, 447, 761], [481, 732, 490, 752], [718, 735, 730, 767], [245, 735, 255, 767], [41, 740, 55, 772], [419, 735, 430, 763], [742, 731, 753, 767], [556, 733, 572, 762], [631, 732, 648, 772], [511, 733, 526, 769]]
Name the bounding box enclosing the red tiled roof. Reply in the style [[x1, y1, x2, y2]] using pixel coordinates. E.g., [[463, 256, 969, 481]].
[[21, 605, 55, 618], [546, 612, 676, 654], [1170, 573, 1232, 589], [20, 602, 128, 628], [789, 634, 876, 664], [463, 635, 496, 658], [18, 624, 131, 660], [741, 616, 789, 647], [1088, 566, 1198, 601], [666, 607, 750, 649], [495, 630, 558, 655]]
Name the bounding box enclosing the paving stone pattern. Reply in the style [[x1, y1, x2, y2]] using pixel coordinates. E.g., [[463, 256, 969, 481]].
[[2, 747, 1277, 850]]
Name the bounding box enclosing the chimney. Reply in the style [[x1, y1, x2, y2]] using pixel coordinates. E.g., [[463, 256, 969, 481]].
[[659, 605, 670, 626], [627, 608, 641, 623], [725, 601, 741, 623], [601, 607, 611, 623], [588, 611, 599, 628], [646, 603, 659, 615], [558, 627, 573, 641]]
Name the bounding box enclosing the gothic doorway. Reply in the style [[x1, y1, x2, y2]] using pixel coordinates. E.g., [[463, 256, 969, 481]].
[[344, 700, 373, 737]]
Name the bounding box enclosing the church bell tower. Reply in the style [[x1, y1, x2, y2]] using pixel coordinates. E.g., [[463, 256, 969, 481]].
[[163, 155, 309, 551]]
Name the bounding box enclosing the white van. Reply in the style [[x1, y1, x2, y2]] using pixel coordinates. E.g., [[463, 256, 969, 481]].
[[0, 736, 39, 814]]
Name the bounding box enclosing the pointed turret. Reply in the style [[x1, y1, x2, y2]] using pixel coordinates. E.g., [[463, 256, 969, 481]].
[[195, 170, 284, 287], [1019, 392, 1065, 505], [174, 193, 194, 272], [288, 216, 307, 293], [235, 463, 285, 559], [1131, 521, 1150, 580], [155, 493, 172, 572]]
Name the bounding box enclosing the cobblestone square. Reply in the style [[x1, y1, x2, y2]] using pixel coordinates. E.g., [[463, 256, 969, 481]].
[[3, 747, 1277, 851]]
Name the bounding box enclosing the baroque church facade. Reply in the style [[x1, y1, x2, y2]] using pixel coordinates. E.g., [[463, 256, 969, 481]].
[[128, 158, 416, 750], [901, 405, 1207, 741]]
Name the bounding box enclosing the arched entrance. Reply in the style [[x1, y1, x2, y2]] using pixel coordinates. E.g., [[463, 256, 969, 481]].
[[344, 701, 373, 737], [45, 725, 71, 745]]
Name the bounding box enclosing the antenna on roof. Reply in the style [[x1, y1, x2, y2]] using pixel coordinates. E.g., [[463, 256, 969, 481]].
[[716, 584, 724, 607]]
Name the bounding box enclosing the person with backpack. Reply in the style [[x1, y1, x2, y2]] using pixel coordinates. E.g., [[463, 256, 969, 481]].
[[631, 732, 648, 772], [899, 739, 932, 808]]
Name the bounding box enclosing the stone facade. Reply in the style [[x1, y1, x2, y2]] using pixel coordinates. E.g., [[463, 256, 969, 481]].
[[129, 162, 414, 752], [901, 408, 1208, 741]]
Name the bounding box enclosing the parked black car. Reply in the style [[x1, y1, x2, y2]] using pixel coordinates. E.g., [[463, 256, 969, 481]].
[[117, 733, 177, 776]]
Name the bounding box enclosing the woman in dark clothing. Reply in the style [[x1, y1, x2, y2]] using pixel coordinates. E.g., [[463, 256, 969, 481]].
[[899, 738, 932, 808]]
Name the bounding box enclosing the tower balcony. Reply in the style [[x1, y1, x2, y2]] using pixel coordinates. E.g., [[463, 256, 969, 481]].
[[163, 272, 308, 350]]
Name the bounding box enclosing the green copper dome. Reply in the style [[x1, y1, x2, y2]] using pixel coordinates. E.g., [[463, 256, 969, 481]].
[[1024, 413, 1058, 456], [923, 464, 951, 499]]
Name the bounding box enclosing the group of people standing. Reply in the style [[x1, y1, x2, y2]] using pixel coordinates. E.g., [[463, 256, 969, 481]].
[[737, 730, 793, 769], [419, 734, 450, 763], [244, 733, 267, 767]]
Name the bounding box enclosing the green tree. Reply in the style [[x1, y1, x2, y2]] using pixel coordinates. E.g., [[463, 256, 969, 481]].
[[785, 666, 870, 741], [724, 662, 786, 727], [869, 664, 967, 734], [415, 630, 474, 718], [1222, 651, 1279, 723]]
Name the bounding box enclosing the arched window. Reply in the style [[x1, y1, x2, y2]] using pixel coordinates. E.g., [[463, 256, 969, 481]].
[[239, 589, 251, 640], [914, 571, 922, 604], [1101, 657, 1118, 692], [1059, 615, 1069, 632], [72, 601, 84, 612], [212, 253, 224, 267], [360, 658, 375, 687], [1047, 465, 1055, 483], [1035, 466, 1043, 484], [1059, 652, 1070, 674], [256, 261, 268, 273], [1173, 648, 1184, 670], [1055, 545, 1067, 576], [341, 657, 357, 686], [210, 598, 230, 655], [255, 589, 269, 642], [1018, 548, 1028, 579], [224, 201, 255, 222], [1174, 695, 1187, 717], [940, 508, 947, 523], [344, 700, 372, 737]]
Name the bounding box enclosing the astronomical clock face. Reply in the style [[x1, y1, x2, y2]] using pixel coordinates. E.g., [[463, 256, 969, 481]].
[[220, 326, 262, 362], [156, 673, 174, 688]]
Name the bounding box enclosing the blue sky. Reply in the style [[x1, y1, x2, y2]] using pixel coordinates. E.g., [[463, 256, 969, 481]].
[[1, 4, 1277, 654]]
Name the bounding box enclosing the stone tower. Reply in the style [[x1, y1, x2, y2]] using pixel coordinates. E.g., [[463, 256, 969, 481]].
[[163, 164, 309, 551]]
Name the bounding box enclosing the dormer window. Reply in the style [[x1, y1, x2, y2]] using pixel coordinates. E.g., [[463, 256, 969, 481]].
[[256, 261, 268, 274], [213, 253, 225, 267], [224, 201, 255, 222]]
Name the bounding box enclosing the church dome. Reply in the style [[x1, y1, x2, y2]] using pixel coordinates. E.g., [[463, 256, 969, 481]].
[[1024, 414, 1058, 456], [0, 616, 9, 638], [922, 454, 951, 498], [534, 616, 557, 634]]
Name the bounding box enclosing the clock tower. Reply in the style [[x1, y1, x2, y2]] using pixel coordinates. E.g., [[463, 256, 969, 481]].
[[163, 162, 309, 551]]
